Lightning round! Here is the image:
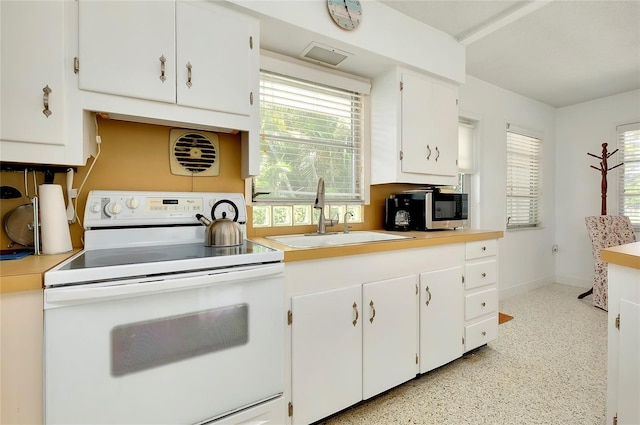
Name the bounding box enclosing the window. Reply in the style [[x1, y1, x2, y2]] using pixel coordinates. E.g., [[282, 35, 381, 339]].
[[617, 122, 640, 229], [506, 124, 542, 229], [252, 53, 370, 228]]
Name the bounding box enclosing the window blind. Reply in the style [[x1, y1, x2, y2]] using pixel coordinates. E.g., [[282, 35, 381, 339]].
[[506, 125, 542, 229], [617, 122, 640, 230], [255, 70, 363, 203]]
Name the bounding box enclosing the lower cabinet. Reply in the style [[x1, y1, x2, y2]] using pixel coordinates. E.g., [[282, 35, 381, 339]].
[[419, 266, 464, 373], [286, 239, 499, 424], [291, 275, 418, 425]]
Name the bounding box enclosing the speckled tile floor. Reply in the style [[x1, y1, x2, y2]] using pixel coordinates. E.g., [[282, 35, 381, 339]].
[[319, 283, 607, 425]]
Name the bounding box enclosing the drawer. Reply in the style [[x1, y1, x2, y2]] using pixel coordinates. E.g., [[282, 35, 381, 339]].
[[465, 287, 497, 320], [465, 239, 497, 260], [465, 315, 498, 351], [465, 260, 496, 289]]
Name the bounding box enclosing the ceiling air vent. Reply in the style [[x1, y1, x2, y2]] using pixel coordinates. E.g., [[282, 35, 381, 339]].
[[299, 42, 352, 68], [169, 129, 220, 177]]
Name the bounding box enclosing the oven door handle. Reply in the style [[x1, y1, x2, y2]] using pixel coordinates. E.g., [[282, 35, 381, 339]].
[[44, 263, 284, 308]]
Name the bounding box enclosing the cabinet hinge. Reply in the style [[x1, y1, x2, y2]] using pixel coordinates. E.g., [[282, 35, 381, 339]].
[[416, 284, 418, 295], [249, 35, 253, 50], [456, 98, 459, 105], [615, 314, 620, 330], [74, 57, 79, 74], [287, 310, 292, 325], [288, 402, 293, 417], [400, 151, 404, 160], [462, 275, 465, 284], [416, 354, 419, 364], [249, 91, 254, 106], [613, 414, 617, 425], [400, 81, 403, 91], [462, 336, 465, 345]]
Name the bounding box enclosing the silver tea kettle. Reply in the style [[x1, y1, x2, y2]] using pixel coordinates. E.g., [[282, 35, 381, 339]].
[[195, 200, 243, 247]]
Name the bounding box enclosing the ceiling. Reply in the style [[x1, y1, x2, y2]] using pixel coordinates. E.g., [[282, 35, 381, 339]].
[[380, 0, 640, 107]]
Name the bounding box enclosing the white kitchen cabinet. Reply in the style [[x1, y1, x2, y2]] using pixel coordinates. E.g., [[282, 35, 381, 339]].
[[606, 261, 640, 425], [371, 67, 459, 185], [78, 0, 255, 116], [0, 1, 91, 165], [362, 275, 418, 399], [419, 266, 464, 373], [463, 239, 499, 352], [0, 290, 43, 425], [290, 276, 418, 424], [290, 285, 362, 425]]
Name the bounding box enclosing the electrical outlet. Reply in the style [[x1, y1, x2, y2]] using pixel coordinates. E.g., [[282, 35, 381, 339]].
[[552, 244, 559, 253]]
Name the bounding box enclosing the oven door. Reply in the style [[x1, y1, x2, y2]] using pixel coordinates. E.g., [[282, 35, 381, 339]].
[[44, 263, 284, 425]]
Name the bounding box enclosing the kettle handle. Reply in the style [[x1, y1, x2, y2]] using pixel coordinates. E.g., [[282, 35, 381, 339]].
[[211, 200, 239, 222]]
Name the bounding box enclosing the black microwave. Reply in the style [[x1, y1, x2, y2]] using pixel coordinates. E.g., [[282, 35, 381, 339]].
[[405, 188, 468, 230]]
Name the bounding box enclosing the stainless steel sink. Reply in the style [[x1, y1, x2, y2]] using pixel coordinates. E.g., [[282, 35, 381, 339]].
[[267, 231, 413, 248]]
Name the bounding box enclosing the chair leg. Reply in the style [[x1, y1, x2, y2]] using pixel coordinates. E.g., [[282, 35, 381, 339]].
[[577, 288, 593, 299]]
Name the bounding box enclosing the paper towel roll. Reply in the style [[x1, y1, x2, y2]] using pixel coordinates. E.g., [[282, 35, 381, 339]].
[[38, 184, 72, 255]]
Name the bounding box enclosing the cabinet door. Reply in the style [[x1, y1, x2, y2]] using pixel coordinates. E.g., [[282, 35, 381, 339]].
[[176, 1, 254, 115], [0, 1, 66, 145], [419, 266, 464, 373], [78, 1, 176, 103], [401, 71, 432, 175], [617, 298, 640, 424], [430, 80, 459, 177], [362, 275, 418, 399], [291, 286, 362, 425]]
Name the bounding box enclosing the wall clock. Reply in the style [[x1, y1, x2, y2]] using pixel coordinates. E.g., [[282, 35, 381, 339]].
[[327, 0, 362, 31]]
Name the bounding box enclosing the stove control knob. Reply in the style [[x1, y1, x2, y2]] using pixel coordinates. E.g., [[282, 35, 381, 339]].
[[126, 198, 140, 210], [106, 202, 122, 216]]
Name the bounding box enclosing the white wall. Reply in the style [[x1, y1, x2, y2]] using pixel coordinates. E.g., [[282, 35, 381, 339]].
[[459, 76, 557, 299], [555, 90, 640, 288]]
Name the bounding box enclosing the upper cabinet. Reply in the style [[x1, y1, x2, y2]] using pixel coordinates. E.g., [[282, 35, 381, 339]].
[[78, 1, 255, 116], [0, 1, 91, 166], [371, 67, 459, 185]]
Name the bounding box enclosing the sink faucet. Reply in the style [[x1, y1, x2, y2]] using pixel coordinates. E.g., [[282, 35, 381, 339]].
[[314, 177, 337, 234], [343, 212, 354, 233]]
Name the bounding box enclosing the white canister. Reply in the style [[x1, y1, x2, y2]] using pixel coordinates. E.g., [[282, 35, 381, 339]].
[[38, 184, 73, 254]]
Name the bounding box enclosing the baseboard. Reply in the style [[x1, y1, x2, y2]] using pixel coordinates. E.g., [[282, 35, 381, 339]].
[[554, 275, 591, 289], [499, 277, 553, 300]]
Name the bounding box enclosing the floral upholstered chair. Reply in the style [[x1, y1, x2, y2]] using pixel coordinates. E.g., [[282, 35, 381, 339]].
[[584, 215, 636, 311]]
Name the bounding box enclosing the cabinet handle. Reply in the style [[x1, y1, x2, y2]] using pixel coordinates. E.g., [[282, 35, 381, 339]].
[[482, 331, 487, 336], [481, 302, 486, 307], [481, 246, 487, 251], [159, 55, 166, 82], [426, 144, 432, 160], [42, 85, 52, 118], [369, 300, 376, 323], [352, 302, 358, 327], [481, 272, 486, 278], [435, 146, 440, 162], [186, 62, 193, 88], [425, 286, 432, 306]]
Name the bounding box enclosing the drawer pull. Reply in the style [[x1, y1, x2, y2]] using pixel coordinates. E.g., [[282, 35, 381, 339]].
[[369, 300, 376, 323], [482, 331, 487, 336], [352, 302, 359, 327], [481, 273, 486, 278], [481, 302, 486, 307], [481, 246, 487, 251], [425, 286, 432, 306]]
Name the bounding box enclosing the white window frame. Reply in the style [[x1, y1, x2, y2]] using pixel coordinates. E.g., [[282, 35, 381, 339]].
[[506, 124, 542, 230], [617, 122, 640, 230], [250, 51, 371, 228]]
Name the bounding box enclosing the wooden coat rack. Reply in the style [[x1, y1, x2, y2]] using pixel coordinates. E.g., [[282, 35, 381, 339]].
[[578, 142, 624, 300], [587, 143, 623, 215]]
